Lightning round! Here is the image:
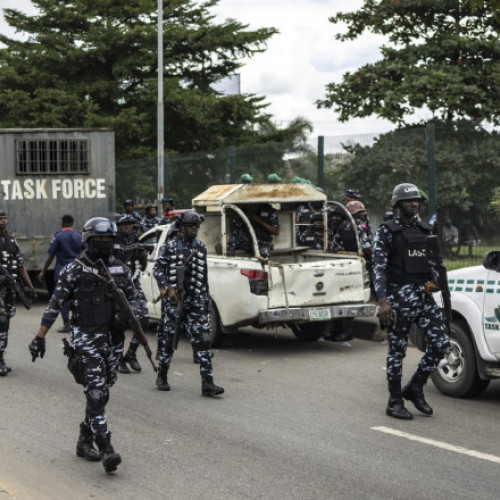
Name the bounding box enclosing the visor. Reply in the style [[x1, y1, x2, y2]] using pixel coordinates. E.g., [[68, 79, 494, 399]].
[[94, 220, 117, 234]]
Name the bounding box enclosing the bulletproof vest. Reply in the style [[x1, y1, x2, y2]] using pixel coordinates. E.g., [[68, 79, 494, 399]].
[[0, 232, 19, 272], [339, 221, 357, 252], [74, 259, 128, 329], [170, 238, 207, 295], [384, 220, 432, 284]]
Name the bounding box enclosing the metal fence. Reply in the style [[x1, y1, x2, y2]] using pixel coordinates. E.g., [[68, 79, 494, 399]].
[[116, 125, 500, 269]]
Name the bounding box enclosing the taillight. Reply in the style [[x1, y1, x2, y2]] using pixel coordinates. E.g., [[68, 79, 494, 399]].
[[241, 269, 268, 295], [241, 269, 267, 280]]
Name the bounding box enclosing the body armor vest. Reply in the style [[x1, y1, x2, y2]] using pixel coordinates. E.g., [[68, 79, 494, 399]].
[[171, 238, 207, 295], [384, 220, 432, 284]]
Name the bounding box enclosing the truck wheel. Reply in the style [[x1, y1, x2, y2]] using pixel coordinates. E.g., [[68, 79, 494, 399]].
[[209, 299, 225, 348], [431, 321, 490, 398], [291, 323, 325, 341]]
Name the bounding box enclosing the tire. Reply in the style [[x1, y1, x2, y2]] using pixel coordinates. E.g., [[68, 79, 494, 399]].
[[290, 322, 326, 341], [431, 321, 490, 398], [208, 299, 225, 348]]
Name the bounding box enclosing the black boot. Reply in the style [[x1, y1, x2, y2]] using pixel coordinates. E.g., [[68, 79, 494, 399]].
[[0, 352, 10, 376], [156, 368, 170, 391], [57, 319, 72, 333], [117, 354, 130, 374], [94, 432, 122, 473], [386, 381, 412, 419], [202, 376, 224, 397], [124, 343, 141, 372], [76, 422, 100, 461], [402, 371, 433, 415]]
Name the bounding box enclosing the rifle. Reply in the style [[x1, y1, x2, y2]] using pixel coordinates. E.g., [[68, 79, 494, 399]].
[[95, 259, 158, 372], [173, 264, 185, 350], [426, 235, 452, 333], [0, 263, 32, 309]]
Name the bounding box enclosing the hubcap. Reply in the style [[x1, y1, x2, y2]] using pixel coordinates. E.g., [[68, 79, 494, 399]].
[[436, 339, 464, 383]]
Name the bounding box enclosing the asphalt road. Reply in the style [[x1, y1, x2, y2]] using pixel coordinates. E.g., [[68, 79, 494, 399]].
[[1, 302, 500, 500]]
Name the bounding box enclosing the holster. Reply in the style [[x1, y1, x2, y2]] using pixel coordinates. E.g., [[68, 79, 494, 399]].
[[62, 338, 85, 385]]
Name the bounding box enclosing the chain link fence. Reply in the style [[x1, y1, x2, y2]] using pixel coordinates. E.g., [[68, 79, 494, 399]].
[[116, 125, 500, 269]]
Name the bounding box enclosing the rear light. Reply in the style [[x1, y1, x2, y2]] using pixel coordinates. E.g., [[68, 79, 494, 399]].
[[241, 269, 267, 280], [241, 269, 268, 295]]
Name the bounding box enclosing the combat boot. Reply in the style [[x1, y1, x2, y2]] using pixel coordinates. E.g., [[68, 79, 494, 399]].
[[57, 319, 72, 333], [0, 352, 10, 376], [94, 432, 122, 474], [402, 370, 433, 415], [386, 380, 412, 420], [117, 354, 130, 374], [123, 343, 141, 372], [76, 422, 100, 461], [156, 368, 170, 391], [202, 376, 224, 397]]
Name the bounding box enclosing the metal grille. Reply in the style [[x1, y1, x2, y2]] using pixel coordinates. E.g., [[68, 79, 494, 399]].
[[15, 139, 90, 174]]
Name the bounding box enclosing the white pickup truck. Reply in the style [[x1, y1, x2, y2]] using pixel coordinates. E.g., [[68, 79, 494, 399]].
[[415, 251, 500, 398], [139, 183, 376, 346]]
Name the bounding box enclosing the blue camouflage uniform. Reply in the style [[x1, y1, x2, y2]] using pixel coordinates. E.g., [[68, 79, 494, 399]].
[[153, 236, 214, 381], [140, 215, 161, 233], [0, 232, 23, 353], [40, 252, 135, 435], [372, 215, 449, 383]]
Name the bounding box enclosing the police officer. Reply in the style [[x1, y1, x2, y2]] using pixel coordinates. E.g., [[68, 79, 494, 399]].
[[159, 197, 176, 224], [29, 217, 136, 473], [38, 215, 82, 333], [114, 215, 149, 374], [0, 209, 35, 376], [372, 183, 450, 420], [153, 210, 224, 397], [298, 212, 328, 250], [140, 203, 161, 233], [123, 199, 142, 230]]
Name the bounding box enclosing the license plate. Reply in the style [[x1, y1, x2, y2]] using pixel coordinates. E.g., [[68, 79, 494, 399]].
[[309, 308, 331, 321]]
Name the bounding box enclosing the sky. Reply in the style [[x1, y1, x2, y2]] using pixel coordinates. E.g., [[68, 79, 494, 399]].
[[0, 0, 398, 139]]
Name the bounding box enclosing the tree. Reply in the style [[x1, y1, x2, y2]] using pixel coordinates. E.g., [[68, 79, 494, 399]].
[[317, 1, 500, 127], [333, 121, 500, 215], [0, 0, 306, 160]]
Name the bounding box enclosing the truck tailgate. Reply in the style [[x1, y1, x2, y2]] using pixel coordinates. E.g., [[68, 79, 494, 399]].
[[266, 258, 367, 308]]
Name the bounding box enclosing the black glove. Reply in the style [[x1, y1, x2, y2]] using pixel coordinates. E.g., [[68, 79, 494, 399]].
[[29, 336, 46, 362], [27, 288, 37, 302]]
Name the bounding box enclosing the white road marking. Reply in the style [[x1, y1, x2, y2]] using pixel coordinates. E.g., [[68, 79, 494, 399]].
[[372, 426, 500, 465]]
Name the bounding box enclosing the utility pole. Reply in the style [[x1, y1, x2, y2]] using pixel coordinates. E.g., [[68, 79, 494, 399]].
[[157, 0, 165, 201]]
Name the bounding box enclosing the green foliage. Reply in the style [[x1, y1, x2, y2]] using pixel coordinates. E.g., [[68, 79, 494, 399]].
[[333, 121, 500, 214], [0, 0, 308, 161], [318, 1, 500, 126]]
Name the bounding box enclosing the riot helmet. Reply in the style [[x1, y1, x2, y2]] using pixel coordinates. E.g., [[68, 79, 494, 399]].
[[123, 199, 134, 208], [180, 210, 203, 226], [290, 176, 303, 184], [345, 188, 361, 200], [82, 217, 117, 260], [116, 214, 135, 226], [267, 173, 282, 183], [240, 173, 253, 184], [145, 203, 157, 215], [390, 183, 421, 208], [161, 197, 174, 205]]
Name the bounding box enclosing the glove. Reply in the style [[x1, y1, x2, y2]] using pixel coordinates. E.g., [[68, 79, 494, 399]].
[[27, 288, 37, 302], [29, 336, 46, 362]]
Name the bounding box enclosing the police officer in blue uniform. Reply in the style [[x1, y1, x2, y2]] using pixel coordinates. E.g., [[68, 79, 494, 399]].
[[0, 209, 35, 376], [29, 217, 136, 473], [38, 215, 82, 333], [372, 183, 450, 420], [153, 210, 224, 397]]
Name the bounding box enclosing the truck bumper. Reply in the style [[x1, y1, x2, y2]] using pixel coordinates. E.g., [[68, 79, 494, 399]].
[[258, 303, 377, 324]]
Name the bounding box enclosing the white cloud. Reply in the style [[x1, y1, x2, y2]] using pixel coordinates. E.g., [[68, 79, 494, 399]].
[[0, 0, 398, 138]]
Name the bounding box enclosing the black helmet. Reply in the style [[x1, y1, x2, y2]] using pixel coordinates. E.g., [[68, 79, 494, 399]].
[[116, 214, 135, 226], [180, 210, 203, 226], [391, 183, 421, 208], [345, 189, 361, 199], [82, 217, 117, 243], [123, 199, 134, 207], [161, 197, 174, 205], [145, 203, 156, 213]]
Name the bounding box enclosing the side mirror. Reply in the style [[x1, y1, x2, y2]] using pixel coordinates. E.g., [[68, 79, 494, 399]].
[[483, 251, 500, 271]]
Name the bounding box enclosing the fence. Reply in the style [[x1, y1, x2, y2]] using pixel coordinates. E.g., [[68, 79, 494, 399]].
[[116, 124, 500, 269]]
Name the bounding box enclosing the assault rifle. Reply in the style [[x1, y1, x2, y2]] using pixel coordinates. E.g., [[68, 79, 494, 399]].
[[0, 263, 32, 309], [96, 259, 158, 372], [173, 264, 185, 350], [426, 235, 452, 333]]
